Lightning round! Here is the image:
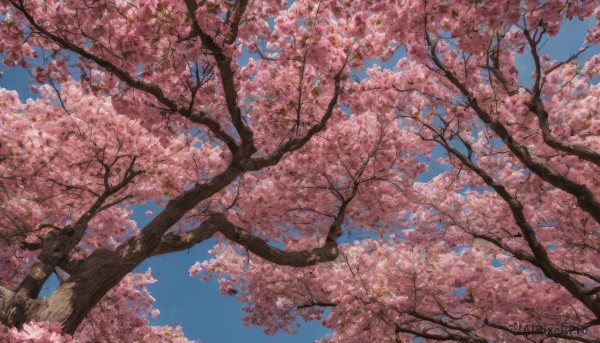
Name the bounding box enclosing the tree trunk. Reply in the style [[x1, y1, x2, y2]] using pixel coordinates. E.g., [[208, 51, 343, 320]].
[[1, 248, 137, 335]]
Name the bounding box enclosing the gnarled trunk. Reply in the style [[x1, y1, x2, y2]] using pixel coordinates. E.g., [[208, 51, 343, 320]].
[[1, 249, 137, 335]]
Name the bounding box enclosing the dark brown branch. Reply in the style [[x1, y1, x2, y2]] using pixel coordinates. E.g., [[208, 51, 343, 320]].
[[470, 232, 535, 263], [184, 0, 255, 154], [153, 206, 345, 267], [10, 0, 239, 154], [521, 30, 600, 168], [114, 163, 243, 261], [152, 186, 354, 266], [223, 0, 248, 45], [20, 241, 42, 251], [97, 195, 133, 212], [433, 129, 600, 319], [563, 269, 600, 284], [189, 113, 238, 154], [296, 301, 336, 310], [16, 157, 140, 298], [247, 72, 344, 170], [528, 98, 600, 168], [426, 32, 600, 225], [0, 286, 13, 303], [150, 216, 221, 256], [218, 216, 341, 267], [57, 258, 83, 275]]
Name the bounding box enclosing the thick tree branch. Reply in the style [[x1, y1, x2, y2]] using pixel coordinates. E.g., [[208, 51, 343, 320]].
[[150, 216, 221, 256], [56, 258, 83, 275], [217, 217, 341, 267], [16, 157, 140, 298], [152, 184, 355, 266], [152, 205, 346, 267], [223, 0, 248, 45], [295, 300, 336, 310], [114, 163, 243, 261]]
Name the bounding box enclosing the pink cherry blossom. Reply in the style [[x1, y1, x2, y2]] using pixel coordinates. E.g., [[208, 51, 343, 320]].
[[0, 0, 598, 342]]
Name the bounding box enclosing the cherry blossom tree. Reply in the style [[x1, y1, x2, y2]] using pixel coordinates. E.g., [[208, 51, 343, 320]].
[[0, 0, 599, 342]]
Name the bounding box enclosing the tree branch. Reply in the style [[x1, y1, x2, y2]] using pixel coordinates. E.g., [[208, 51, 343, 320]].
[[152, 189, 354, 266], [521, 29, 600, 167], [9, 0, 239, 155], [247, 71, 344, 171], [431, 128, 600, 319], [425, 31, 600, 225], [184, 0, 255, 154]]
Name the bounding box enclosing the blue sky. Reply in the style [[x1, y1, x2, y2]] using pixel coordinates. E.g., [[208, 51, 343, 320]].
[[0, 13, 596, 343]]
